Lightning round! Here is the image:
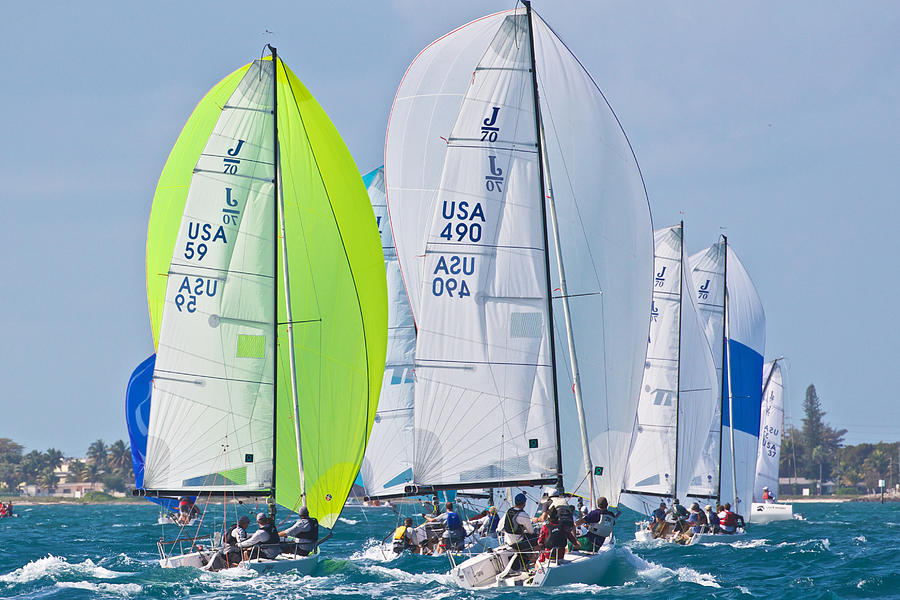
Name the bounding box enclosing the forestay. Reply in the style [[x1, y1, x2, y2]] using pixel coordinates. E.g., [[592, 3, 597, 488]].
[[621, 225, 717, 513], [686, 240, 726, 501], [753, 360, 784, 502], [359, 166, 416, 498]]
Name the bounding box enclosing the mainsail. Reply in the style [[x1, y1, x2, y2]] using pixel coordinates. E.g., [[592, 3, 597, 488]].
[[359, 166, 416, 498], [686, 239, 727, 501], [753, 359, 784, 502], [140, 52, 387, 529], [385, 7, 652, 504], [621, 224, 718, 514]]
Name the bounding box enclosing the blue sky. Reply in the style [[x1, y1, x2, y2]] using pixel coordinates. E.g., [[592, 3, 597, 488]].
[[0, 1, 896, 454]]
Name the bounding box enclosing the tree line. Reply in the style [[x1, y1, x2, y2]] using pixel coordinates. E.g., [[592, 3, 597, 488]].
[[780, 384, 898, 493], [0, 438, 133, 494]]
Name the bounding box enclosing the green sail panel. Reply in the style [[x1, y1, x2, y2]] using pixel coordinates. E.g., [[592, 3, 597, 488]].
[[146, 65, 249, 347], [273, 59, 387, 528]]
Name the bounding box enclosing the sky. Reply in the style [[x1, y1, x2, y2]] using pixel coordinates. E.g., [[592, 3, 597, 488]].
[[0, 1, 897, 455]]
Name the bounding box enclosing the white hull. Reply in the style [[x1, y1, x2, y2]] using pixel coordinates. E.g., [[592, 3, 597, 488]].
[[450, 541, 615, 588], [160, 550, 318, 575], [748, 502, 793, 523], [634, 524, 746, 545], [157, 516, 198, 526]]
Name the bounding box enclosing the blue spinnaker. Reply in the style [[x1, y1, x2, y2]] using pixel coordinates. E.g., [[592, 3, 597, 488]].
[[126, 354, 184, 512]]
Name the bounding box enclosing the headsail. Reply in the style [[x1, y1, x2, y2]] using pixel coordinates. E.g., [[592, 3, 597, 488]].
[[753, 359, 784, 502], [621, 225, 717, 514], [141, 54, 387, 529], [359, 166, 416, 498]]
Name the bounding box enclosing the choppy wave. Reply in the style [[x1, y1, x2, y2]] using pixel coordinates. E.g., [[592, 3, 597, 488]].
[[0, 555, 124, 584]]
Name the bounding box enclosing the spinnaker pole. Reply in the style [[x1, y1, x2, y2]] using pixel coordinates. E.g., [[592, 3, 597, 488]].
[[525, 1, 595, 507]]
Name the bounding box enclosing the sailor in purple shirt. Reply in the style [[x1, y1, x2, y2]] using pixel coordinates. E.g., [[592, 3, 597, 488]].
[[574, 496, 620, 551]]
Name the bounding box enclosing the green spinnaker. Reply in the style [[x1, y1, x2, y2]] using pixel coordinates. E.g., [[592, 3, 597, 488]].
[[273, 58, 386, 527], [145, 57, 386, 529]]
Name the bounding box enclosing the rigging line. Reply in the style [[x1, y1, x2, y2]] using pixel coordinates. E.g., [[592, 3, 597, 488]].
[[166, 263, 274, 279], [154, 369, 271, 386]]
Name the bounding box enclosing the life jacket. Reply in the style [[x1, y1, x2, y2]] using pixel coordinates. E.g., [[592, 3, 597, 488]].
[[293, 518, 319, 542], [260, 522, 279, 545], [445, 511, 463, 531], [588, 511, 616, 537], [555, 504, 575, 530], [762, 490, 771, 500], [225, 525, 241, 545], [503, 507, 525, 535], [721, 511, 738, 527], [483, 513, 500, 533], [544, 522, 568, 549], [393, 525, 408, 541]]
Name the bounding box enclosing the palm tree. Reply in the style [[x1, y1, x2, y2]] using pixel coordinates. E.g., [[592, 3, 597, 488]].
[[86, 460, 105, 482], [107, 440, 131, 475], [44, 448, 64, 472], [87, 439, 108, 468], [37, 467, 57, 493], [67, 460, 87, 483], [20, 451, 45, 485]]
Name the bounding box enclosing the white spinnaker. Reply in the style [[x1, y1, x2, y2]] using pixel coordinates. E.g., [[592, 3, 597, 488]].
[[146, 61, 275, 491], [359, 168, 416, 497], [531, 13, 652, 507], [411, 10, 558, 488], [621, 226, 717, 514], [686, 240, 726, 501], [720, 244, 766, 514], [754, 360, 783, 502]]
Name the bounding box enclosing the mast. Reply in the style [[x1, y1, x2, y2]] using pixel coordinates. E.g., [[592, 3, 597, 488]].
[[523, 0, 564, 494], [672, 222, 684, 500], [269, 44, 307, 509], [716, 235, 727, 505], [524, 1, 595, 506]]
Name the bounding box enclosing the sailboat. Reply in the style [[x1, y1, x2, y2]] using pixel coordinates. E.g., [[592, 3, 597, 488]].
[[384, 2, 653, 587], [621, 224, 718, 540], [750, 359, 793, 522], [134, 46, 388, 573], [358, 166, 416, 501], [685, 238, 766, 541]]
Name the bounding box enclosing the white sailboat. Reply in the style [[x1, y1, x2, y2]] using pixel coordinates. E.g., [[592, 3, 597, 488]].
[[684, 239, 766, 541], [621, 224, 718, 540], [385, 2, 652, 587], [137, 46, 387, 573], [750, 359, 793, 522]]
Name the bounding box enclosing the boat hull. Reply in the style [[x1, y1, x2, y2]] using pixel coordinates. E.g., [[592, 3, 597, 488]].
[[450, 542, 615, 588], [159, 551, 318, 575], [748, 502, 793, 523]]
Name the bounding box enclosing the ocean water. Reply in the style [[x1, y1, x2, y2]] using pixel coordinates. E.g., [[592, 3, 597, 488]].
[[1, 502, 898, 599]]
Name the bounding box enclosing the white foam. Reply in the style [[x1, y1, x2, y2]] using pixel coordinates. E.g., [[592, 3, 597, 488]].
[[57, 582, 143, 596], [0, 555, 124, 584], [792, 513, 806, 521], [361, 564, 452, 585], [853, 535, 867, 543], [338, 517, 359, 525], [621, 547, 721, 589], [349, 538, 398, 562], [704, 538, 768, 549]]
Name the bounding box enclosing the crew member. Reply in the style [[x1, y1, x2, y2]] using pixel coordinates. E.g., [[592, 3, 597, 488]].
[[202, 515, 250, 571], [279, 506, 319, 556], [538, 506, 580, 561], [502, 493, 537, 570], [762, 486, 776, 503], [177, 496, 200, 525], [718, 503, 738, 534], [425, 502, 466, 553], [575, 496, 619, 551], [239, 513, 281, 560]]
